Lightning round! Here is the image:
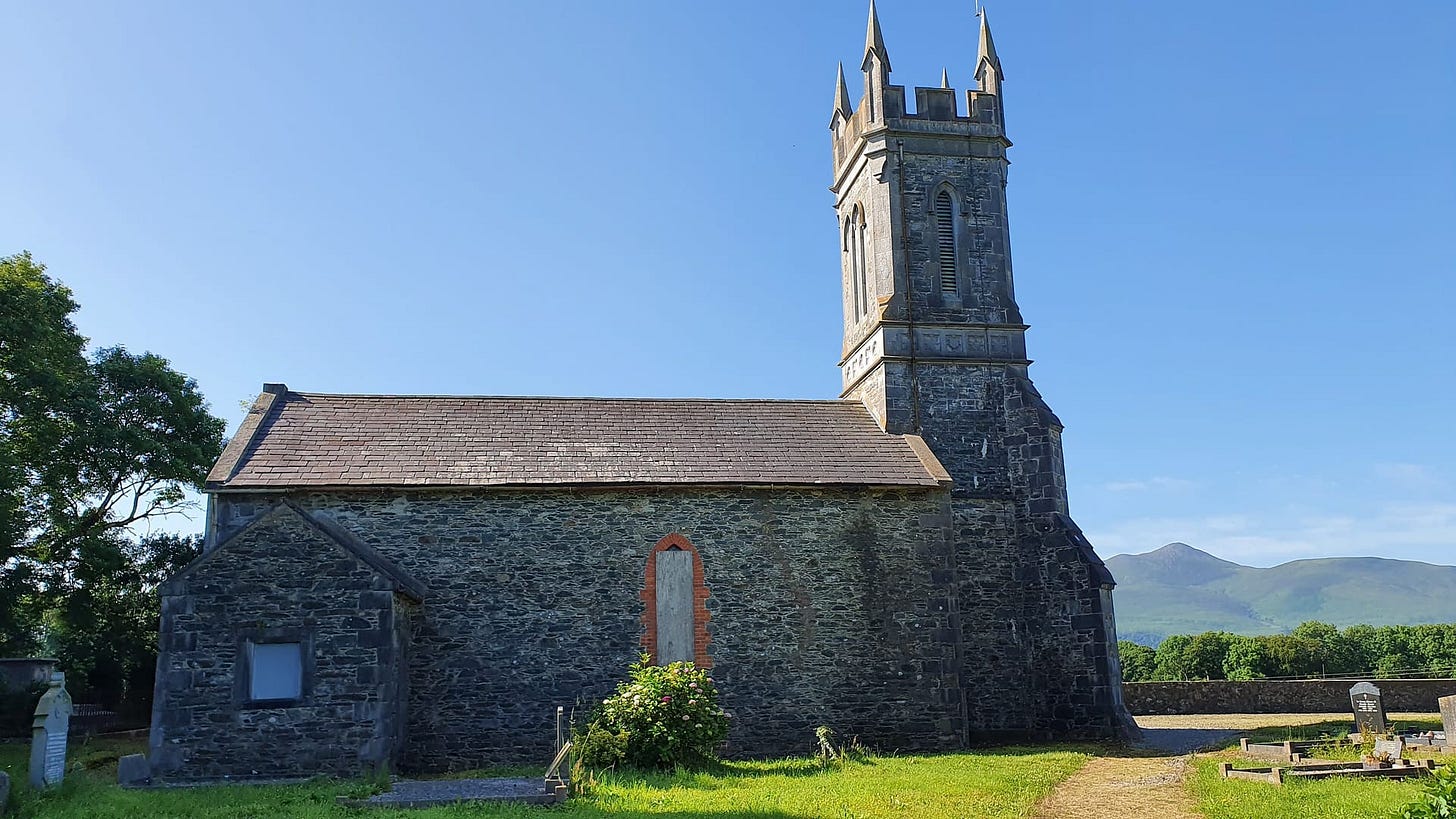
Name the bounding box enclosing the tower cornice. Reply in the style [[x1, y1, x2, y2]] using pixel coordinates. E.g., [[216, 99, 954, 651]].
[[830, 122, 1010, 198]]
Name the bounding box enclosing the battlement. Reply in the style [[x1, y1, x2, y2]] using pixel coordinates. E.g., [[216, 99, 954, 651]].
[[831, 82, 1004, 176], [830, 4, 1007, 177]]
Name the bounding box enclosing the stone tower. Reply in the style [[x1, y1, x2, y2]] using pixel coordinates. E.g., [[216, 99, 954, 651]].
[[832, 4, 1133, 738]]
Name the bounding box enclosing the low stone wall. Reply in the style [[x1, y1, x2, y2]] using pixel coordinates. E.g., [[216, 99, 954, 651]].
[[1125, 679, 1456, 715]]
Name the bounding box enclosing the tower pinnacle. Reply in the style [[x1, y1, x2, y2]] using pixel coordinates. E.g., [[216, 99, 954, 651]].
[[941, 67, 951, 89], [832, 63, 854, 123], [863, 0, 891, 75], [975, 9, 1003, 92]]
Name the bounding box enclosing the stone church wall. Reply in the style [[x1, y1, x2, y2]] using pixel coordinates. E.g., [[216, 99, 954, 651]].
[[149, 506, 412, 781], [851, 361, 1122, 738], [213, 485, 963, 769]]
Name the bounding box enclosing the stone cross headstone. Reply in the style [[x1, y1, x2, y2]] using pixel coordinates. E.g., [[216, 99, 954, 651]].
[[1350, 681, 1387, 736], [28, 672, 72, 790], [1439, 694, 1455, 744]]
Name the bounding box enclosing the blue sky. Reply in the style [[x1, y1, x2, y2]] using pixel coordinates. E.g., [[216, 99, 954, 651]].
[[3, 1, 1453, 567]]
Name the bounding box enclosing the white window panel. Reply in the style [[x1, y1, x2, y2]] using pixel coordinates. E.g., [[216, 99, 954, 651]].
[[250, 642, 302, 701]]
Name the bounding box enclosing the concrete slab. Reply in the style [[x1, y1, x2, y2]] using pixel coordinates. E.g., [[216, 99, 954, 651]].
[[339, 777, 564, 809]]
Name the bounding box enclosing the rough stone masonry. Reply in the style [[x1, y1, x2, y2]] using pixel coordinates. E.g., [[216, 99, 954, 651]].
[[148, 5, 1130, 781]]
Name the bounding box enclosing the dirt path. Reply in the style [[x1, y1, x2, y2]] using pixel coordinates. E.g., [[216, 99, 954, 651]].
[[1031, 754, 1202, 819], [1030, 726, 1235, 819], [1031, 712, 1443, 817]]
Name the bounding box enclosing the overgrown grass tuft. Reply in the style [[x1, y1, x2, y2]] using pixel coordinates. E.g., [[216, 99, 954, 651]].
[[0, 735, 1091, 819]]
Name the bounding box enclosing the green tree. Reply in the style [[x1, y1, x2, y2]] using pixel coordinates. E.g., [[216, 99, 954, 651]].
[[1407, 624, 1456, 677], [0, 252, 89, 653], [1338, 623, 1380, 675], [1152, 634, 1193, 681], [1374, 625, 1421, 677], [0, 252, 224, 706], [46, 532, 202, 711], [1290, 620, 1337, 673], [1184, 631, 1234, 680], [1118, 641, 1155, 682], [33, 345, 223, 589], [1257, 633, 1322, 678], [1222, 636, 1268, 680]]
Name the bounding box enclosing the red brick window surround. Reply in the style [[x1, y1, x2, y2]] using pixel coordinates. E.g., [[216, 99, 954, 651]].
[[640, 533, 713, 668]]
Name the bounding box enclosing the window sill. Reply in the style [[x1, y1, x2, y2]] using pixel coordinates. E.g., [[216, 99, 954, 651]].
[[240, 697, 306, 710]]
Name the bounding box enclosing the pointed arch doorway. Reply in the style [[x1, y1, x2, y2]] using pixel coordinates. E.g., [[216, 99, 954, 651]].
[[640, 533, 713, 667]]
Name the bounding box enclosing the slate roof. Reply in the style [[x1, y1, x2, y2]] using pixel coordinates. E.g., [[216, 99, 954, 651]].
[[206, 385, 950, 491]]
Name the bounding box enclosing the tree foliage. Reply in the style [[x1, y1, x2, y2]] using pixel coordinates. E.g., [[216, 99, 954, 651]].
[[1117, 641, 1155, 683], [0, 252, 224, 710], [1120, 621, 1456, 682]]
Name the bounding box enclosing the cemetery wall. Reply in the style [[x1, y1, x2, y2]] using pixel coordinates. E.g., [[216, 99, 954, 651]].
[[1124, 679, 1456, 715], [211, 485, 966, 770]]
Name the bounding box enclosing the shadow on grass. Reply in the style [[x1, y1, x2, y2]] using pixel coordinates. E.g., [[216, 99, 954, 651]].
[[573, 743, 1102, 787], [700, 757, 876, 778], [1126, 727, 1242, 757]]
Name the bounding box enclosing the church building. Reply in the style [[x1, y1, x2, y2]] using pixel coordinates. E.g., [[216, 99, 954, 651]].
[[149, 6, 1131, 781]]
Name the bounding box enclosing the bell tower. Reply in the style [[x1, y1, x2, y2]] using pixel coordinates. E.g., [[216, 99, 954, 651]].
[[832, 4, 1024, 436], [831, 4, 1134, 739]]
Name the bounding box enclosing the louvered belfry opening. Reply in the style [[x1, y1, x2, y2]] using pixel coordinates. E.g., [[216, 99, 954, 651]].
[[935, 190, 957, 294]]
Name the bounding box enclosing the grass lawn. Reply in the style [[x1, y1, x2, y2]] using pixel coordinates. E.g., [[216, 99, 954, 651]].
[[1187, 719, 1450, 819], [0, 735, 1091, 819], [1189, 755, 1423, 819]]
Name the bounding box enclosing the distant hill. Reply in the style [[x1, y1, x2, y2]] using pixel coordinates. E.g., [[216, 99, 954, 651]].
[[1107, 542, 1456, 646]]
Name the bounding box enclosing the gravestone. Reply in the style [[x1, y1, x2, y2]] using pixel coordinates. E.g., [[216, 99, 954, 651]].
[[28, 672, 71, 790], [1439, 695, 1455, 743], [0, 770, 10, 815], [655, 548, 694, 664], [1372, 737, 1404, 763], [117, 754, 151, 787], [1349, 681, 1386, 736]]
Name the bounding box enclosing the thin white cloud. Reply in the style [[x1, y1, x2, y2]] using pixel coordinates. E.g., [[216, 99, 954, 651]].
[[1374, 463, 1449, 495], [1102, 476, 1197, 493], [1089, 501, 1456, 567]]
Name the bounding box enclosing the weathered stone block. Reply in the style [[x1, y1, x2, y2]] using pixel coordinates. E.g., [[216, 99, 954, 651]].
[[117, 754, 150, 787]]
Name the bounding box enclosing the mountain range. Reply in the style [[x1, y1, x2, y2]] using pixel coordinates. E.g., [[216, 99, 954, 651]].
[[1106, 542, 1456, 646]]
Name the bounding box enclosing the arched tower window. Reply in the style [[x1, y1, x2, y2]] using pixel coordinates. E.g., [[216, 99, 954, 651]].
[[854, 206, 870, 319], [844, 217, 861, 320], [935, 190, 958, 295]]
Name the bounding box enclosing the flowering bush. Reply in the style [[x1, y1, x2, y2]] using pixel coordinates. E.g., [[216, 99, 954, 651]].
[[574, 655, 728, 769]]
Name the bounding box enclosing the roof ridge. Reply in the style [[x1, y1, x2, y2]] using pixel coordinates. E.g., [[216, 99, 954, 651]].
[[290, 392, 863, 404]]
